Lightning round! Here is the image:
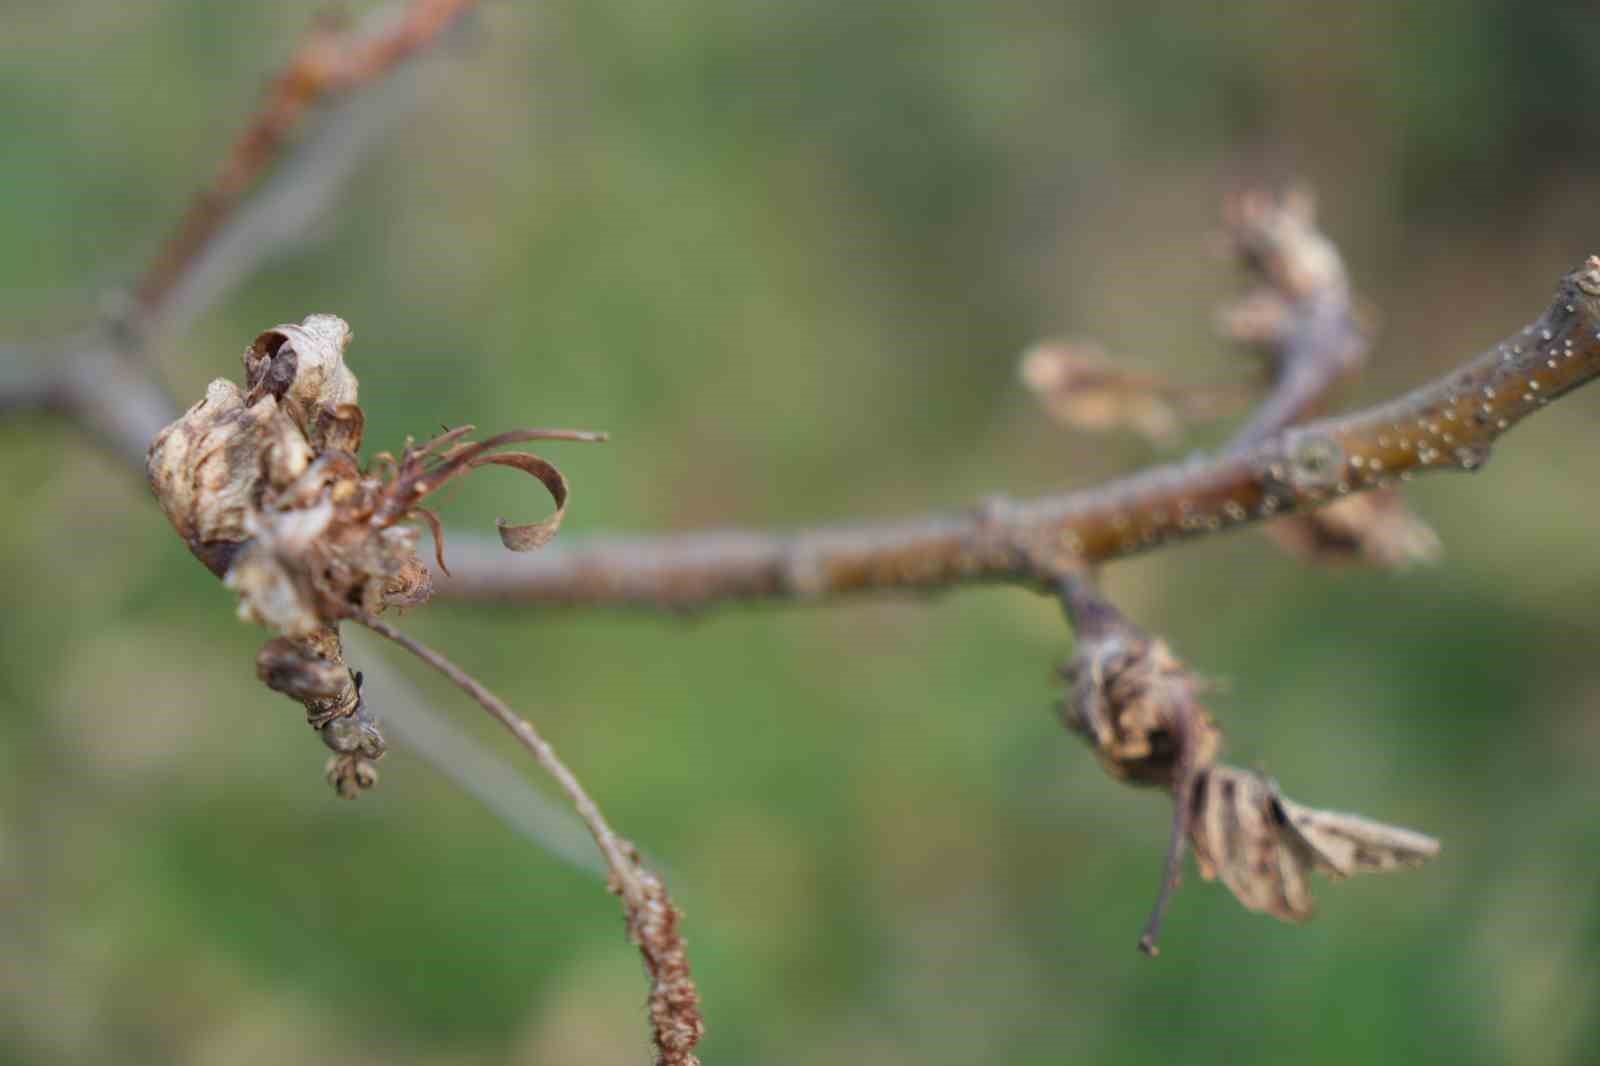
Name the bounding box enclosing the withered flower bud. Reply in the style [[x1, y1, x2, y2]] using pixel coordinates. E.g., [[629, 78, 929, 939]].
[[325, 754, 380, 799], [1061, 632, 1220, 790], [152, 314, 596, 797]]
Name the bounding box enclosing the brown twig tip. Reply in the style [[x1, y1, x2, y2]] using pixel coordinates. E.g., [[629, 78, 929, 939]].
[[1222, 185, 1347, 301], [1580, 255, 1600, 292], [621, 858, 706, 1066]]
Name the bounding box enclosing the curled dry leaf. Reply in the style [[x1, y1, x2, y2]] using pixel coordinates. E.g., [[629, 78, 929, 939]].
[[1188, 765, 1440, 923], [1261, 488, 1441, 567], [1020, 341, 1249, 446], [147, 313, 603, 794]]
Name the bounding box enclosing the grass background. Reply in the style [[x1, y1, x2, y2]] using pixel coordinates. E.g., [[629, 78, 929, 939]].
[[3, 2, 1600, 1063]]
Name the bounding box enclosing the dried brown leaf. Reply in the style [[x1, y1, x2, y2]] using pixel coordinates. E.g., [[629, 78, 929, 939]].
[[1261, 489, 1440, 567], [1020, 341, 1249, 445], [1188, 765, 1439, 923], [470, 451, 571, 552]]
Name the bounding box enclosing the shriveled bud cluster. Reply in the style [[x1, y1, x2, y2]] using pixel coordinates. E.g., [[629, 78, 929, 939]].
[[1061, 630, 1220, 790], [148, 314, 598, 796], [1055, 579, 1438, 952]]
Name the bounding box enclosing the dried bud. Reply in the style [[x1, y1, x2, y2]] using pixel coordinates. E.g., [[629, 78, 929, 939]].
[[318, 674, 385, 761], [1062, 632, 1220, 789], [256, 635, 361, 727], [146, 381, 312, 576], [1223, 186, 1347, 301], [326, 754, 380, 799]]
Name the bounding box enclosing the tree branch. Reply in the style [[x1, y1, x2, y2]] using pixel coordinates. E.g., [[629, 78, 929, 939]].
[[1218, 187, 1365, 450], [0, 0, 483, 467], [132, 0, 482, 333], [429, 256, 1600, 607]]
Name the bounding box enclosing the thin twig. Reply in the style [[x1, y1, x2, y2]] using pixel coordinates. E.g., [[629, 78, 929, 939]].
[[1219, 188, 1365, 450], [354, 613, 641, 892], [1, 0, 481, 465], [355, 612, 705, 1066], [1136, 700, 1197, 958], [133, 0, 482, 325], [346, 631, 607, 879]]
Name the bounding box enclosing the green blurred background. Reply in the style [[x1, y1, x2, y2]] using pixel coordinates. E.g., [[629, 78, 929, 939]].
[[4, 2, 1600, 1063]]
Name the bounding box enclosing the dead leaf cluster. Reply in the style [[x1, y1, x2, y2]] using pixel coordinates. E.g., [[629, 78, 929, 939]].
[[1060, 611, 1438, 951], [147, 314, 595, 794]]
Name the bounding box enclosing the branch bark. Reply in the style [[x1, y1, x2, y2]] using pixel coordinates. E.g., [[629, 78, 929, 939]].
[[429, 256, 1600, 608]]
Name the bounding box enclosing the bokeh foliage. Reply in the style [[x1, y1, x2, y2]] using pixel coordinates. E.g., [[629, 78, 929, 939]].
[[3, 2, 1600, 1063]]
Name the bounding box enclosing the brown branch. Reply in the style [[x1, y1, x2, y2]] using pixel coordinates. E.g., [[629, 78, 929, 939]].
[[429, 255, 1600, 607], [1217, 189, 1437, 566], [1218, 187, 1365, 450], [2, 0, 482, 467], [0, 333, 180, 470], [133, 0, 481, 322], [355, 613, 704, 1066]]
